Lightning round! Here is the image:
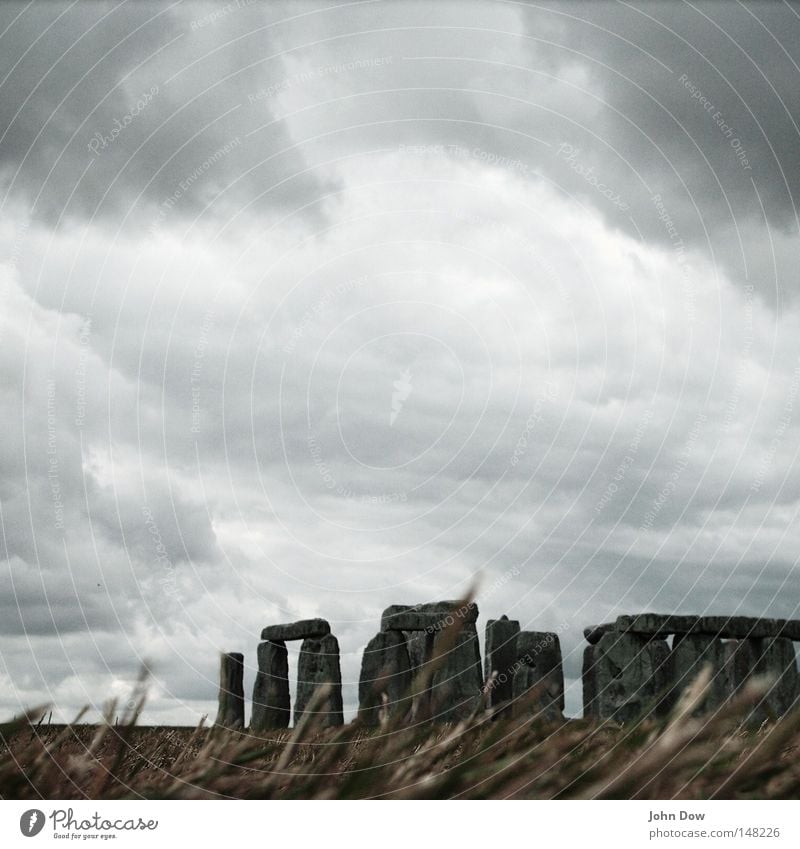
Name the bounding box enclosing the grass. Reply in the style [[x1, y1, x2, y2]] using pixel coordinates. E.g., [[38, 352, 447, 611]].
[[2, 669, 800, 799]]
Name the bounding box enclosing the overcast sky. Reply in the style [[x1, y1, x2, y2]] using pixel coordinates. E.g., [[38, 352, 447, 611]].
[[2, 0, 800, 724]]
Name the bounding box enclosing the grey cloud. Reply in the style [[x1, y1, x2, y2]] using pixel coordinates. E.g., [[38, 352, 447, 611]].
[[0, 2, 334, 229]]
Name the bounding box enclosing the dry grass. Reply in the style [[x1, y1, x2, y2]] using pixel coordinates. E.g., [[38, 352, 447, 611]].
[[3, 673, 800, 800]]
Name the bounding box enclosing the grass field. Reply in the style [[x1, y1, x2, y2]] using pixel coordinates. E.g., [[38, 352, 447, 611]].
[[2, 672, 799, 799]]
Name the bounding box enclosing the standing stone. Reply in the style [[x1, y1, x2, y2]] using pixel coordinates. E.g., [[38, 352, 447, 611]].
[[429, 622, 483, 722], [405, 629, 435, 674], [669, 634, 729, 714], [583, 644, 599, 718], [294, 633, 344, 727], [215, 652, 245, 729], [594, 632, 671, 723], [512, 631, 564, 721], [358, 631, 413, 725], [251, 640, 290, 731], [755, 636, 800, 716], [723, 639, 759, 694], [484, 616, 521, 710], [404, 630, 436, 720], [723, 639, 765, 726]]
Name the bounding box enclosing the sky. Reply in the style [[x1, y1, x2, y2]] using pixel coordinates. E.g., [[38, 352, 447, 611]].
[[1, 0, 800, 724]]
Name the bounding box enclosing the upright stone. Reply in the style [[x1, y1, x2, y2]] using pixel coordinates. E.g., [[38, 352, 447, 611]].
[[512, 631, 564, 721], [429, 622, 483, 722], [755, 636, 800, 715], [358, 631, 413, 725], [594, 632, 671, 723], [669, 633, 729, 713], [215, 652, 245, 729], [484, 616, 521, 710], [294, 633, 344, 727], [404, 630, 436, 721], [723, 639, 759, 694], [251, 640, 290, 731], [723, 639, 765, 726], [405, 630, 435, 674], [583, 644, 599, 718]]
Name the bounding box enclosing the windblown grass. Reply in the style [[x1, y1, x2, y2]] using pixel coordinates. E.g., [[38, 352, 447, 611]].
[[2, 671, 799, 799]]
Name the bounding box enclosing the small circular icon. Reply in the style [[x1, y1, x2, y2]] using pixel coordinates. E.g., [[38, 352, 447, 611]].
[[20, 810, 45, 837]]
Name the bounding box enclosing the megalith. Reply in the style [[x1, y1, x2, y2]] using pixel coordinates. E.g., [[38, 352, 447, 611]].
[[593, 631, 671, 723], [755, 636, 800, 715], [379, 600, 481, 722], [215, 651, 245, 729], [582, 644, 599, 718], [484, 616, 521, 711], [358, 631, 413, 725], [429, 620, 483, 722], [251, 640, 290, 731], [512, 631, 564, 721], [404, 630, 436, 720], [294, 633, 344, 727], [669, 633, 730, 714]]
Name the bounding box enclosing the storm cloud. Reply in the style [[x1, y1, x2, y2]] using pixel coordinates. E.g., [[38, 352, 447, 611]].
[[1, 1, 799, 723]]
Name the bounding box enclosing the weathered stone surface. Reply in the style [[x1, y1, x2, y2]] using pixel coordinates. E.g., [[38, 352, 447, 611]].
[[615, 613, 698, 636], [582, 645, 599, 718], [251, 640, 290, 731], [584, 623, 616, 645], [754, 636, 800, 715], [614, 613, 799, 640], [723, 639, 765, 726], [594, 632, 671, 723], [381, 600, 478, 632], [358, 631, 413, 725], [261, 618, 330, 641], [776, 619, 800, 641], [404, 630, 436, 720], [405, 630, 434, 673], [698, 617, 780, 639], [294, 634, 344, 727], [669, 634, 729, 713], [429, 623, 483, 722], [215, 652, 244, 729], [512, 631, 564, 721], [484, 616, 521, 710], [723, 639, 759, 694]]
